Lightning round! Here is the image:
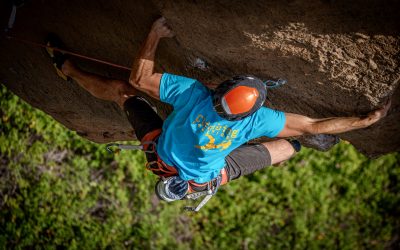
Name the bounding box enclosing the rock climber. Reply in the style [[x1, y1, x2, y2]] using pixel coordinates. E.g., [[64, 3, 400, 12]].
[[45, 17, 391, 208]]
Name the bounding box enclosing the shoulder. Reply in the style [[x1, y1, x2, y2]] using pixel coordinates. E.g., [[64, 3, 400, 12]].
[[161, 73, 207, 90], [161, 73, 196, 84], [250, 107, 286, 138], [160, 73, 209, 105], [255, 106, 285, 119]]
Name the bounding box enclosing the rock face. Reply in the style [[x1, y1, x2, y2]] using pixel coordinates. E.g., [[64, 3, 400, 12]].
[[1, 0, 399, 157]]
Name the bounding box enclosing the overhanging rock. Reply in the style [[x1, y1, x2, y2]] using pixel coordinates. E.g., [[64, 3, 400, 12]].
[[1, 0, 399, 157]]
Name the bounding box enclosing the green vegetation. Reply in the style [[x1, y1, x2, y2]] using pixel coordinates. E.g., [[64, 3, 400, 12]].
[[1, 84, 399, 249]]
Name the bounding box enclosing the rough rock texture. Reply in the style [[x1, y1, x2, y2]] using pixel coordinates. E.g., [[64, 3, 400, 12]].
[[0, 0, 399, 157]]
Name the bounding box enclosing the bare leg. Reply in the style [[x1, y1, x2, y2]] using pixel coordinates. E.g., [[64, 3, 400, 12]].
[[262, 139, 296, 165], [62, 60, 136, 107]]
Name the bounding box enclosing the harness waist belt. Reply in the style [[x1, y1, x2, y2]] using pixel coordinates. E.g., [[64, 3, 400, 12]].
[[141, 129, 228, 192]]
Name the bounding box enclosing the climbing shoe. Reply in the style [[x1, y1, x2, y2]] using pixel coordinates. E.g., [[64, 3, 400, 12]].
[[287, 139, 302, 152], [45, 33, 70, 81]]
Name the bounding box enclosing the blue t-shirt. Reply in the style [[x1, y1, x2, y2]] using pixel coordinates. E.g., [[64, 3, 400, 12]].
[[156, 73, 286, 183]]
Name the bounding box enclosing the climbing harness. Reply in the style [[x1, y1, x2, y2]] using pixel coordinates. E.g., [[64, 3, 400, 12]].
[[154, 171, 224, 212], [106, 132, 225, 212]]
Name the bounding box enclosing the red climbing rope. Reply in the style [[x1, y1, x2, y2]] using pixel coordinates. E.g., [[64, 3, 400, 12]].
[[5, 35, 132, 71]]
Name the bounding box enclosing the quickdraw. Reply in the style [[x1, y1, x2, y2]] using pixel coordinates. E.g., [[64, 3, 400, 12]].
[[106, 141, 156, 153], [183, 174, 222, 212], [264, 79, 287, 89], [264, 79, 287, 104]]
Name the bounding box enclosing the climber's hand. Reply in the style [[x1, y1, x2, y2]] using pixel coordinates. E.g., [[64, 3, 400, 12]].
[[362, 99, 391, 126], [151, 17, 174, 38]]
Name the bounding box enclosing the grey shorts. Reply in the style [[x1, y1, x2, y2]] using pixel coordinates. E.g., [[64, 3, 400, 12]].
[[123, 96, 272, 182], [225, 143, 271, 181]]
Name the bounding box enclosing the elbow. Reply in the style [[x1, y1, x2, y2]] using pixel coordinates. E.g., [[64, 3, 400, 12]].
[[305, 124, 318, 135], [282, 114, 318, 137], [129, 77, 140, 89], [303, 119, 319, 135]]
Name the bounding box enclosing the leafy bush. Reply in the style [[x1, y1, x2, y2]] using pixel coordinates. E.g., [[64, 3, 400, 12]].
[[0, 84, 399, 249]]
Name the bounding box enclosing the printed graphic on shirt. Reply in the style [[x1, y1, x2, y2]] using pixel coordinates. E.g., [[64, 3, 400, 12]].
[[195, 134, 232, 151], [192, 114, 238, 152]]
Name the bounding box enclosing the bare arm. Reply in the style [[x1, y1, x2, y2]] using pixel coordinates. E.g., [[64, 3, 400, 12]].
[[128, 17, 173, 99], [277, 100, 391, 138]]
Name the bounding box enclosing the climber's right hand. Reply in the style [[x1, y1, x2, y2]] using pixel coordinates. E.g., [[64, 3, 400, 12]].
[[363, 98, 391, 126], [151, 17, 174, 38]]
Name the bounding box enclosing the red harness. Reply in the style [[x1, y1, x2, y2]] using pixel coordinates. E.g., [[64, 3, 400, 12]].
[[141, 129, 228, 193]]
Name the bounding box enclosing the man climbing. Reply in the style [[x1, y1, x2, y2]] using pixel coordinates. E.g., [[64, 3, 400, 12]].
[[46, 17, 391, 209]]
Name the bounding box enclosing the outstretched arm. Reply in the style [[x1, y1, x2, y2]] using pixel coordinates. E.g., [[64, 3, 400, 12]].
[[277, 100, 391, 137], [129, 17, 173, 99]]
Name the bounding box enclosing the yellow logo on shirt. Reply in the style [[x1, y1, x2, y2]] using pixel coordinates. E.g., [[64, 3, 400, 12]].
[[192, 114, 238, 151], [195, 134, 232, 151]]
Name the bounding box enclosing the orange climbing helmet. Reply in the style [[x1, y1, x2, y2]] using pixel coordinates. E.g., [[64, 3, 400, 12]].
[[212, 75, 267, 121]]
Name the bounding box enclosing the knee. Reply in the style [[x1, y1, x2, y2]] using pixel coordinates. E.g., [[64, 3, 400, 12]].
[[112, 81, 136, 107], [279, 140, 297, 157], [262, 139, 298, 165]]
